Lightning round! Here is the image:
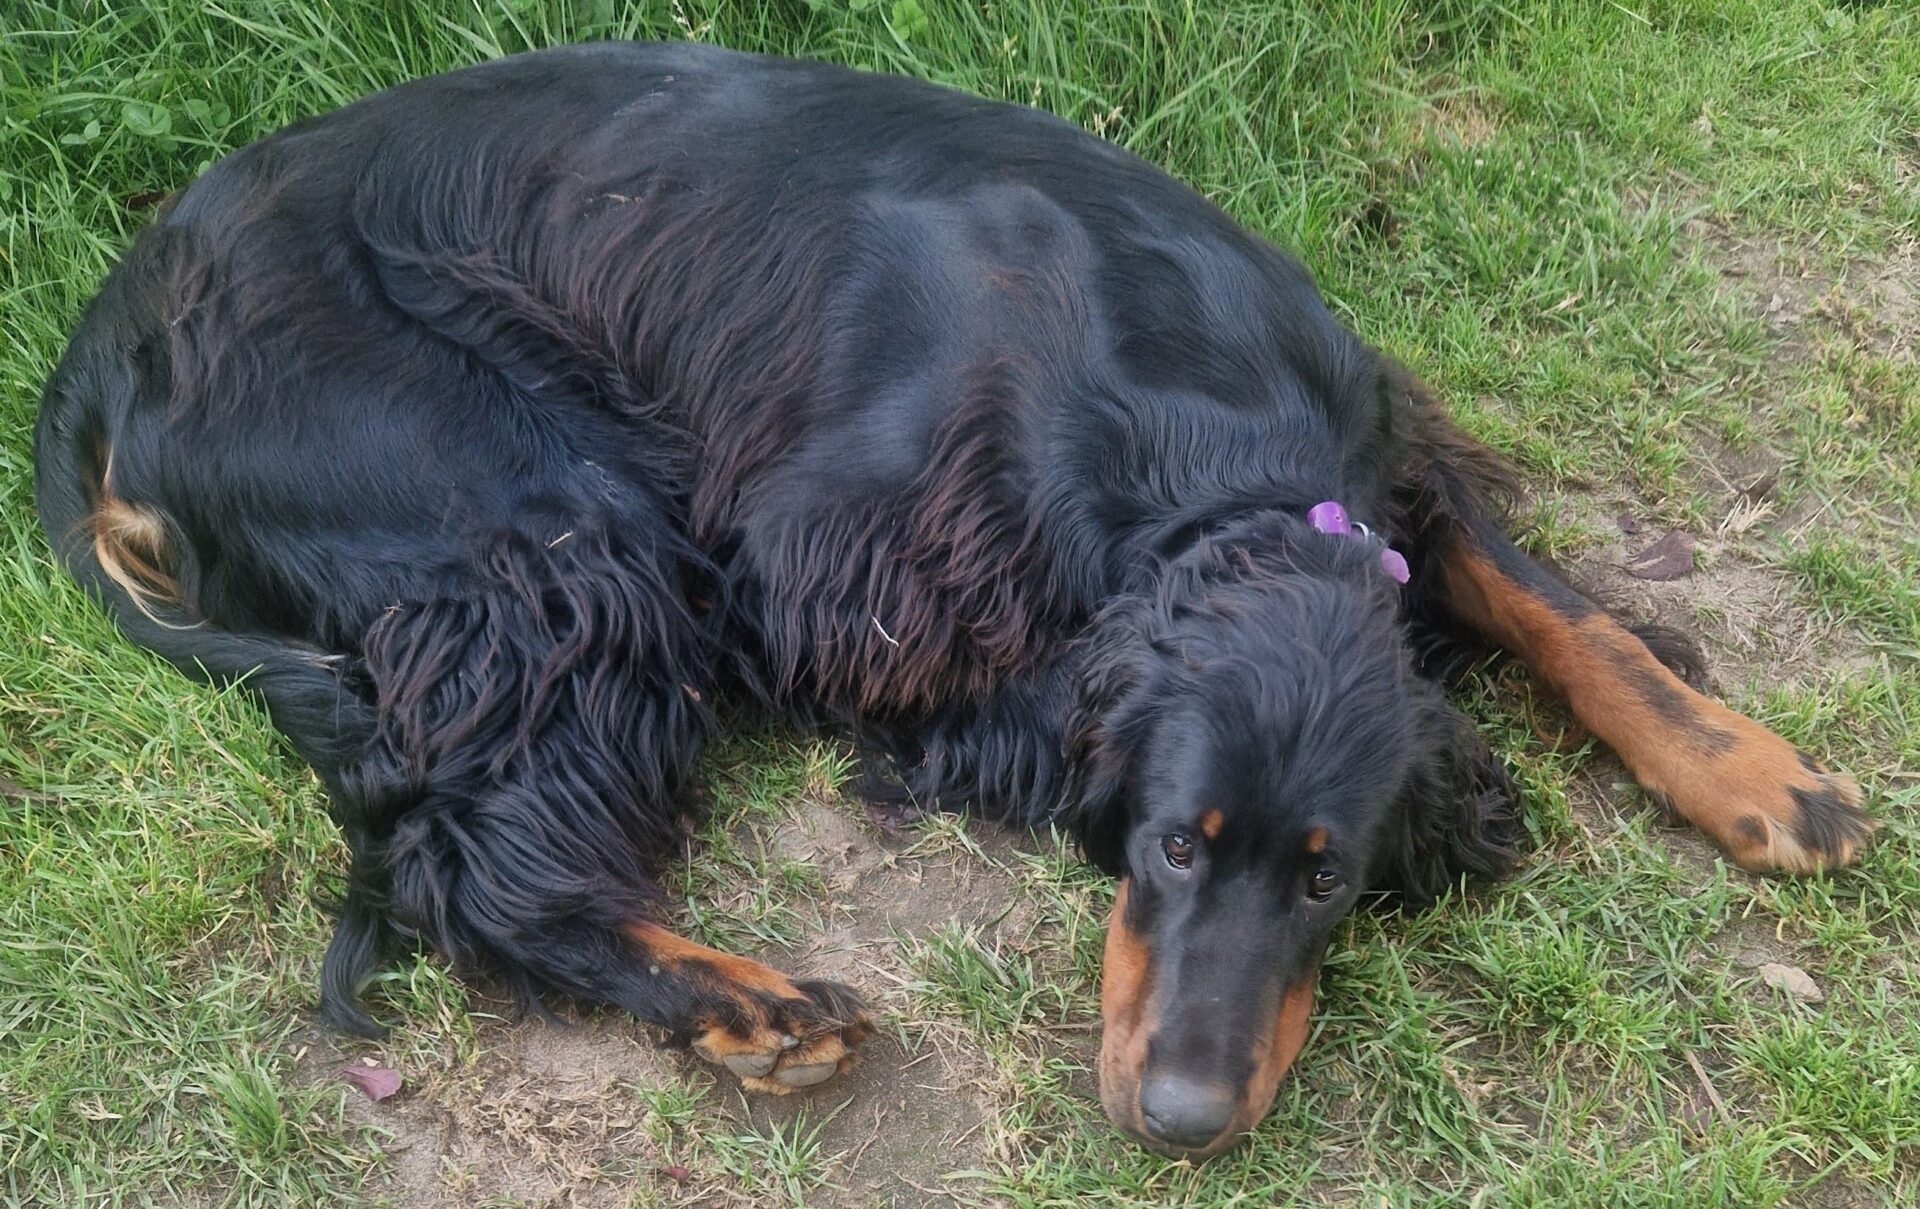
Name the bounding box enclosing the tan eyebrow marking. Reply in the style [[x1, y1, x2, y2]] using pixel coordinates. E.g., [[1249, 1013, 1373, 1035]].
[[1199, 809, 1224, 841], [1304, 826, 1329, 855]]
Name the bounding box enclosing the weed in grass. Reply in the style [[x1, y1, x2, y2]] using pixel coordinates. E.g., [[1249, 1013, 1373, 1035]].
[[706, 1107, 848, 1207], [903, 923, 1061, 1041]]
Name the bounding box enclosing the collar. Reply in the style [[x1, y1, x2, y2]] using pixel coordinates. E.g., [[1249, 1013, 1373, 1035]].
[[1307, 500, 1410, 585]]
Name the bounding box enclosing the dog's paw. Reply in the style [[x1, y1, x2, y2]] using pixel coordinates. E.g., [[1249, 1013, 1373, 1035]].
[[1722, 754, 1871, 875], [1666, 726, 1874, 874], [689, 978, 871, 1093]]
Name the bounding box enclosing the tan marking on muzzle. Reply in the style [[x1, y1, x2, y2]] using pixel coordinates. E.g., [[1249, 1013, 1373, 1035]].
[[1096, 879, 1321, 1160], [1097, 879, 1156, 1143]]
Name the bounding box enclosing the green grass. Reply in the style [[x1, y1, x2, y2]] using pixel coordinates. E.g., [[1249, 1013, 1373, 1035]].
[[3, 1, 1918, 1205]]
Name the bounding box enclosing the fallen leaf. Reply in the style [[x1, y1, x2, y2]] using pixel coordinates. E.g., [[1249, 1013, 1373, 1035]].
[[661, 1165, 693, 1184], [1740, 469, 1779, 501], [1757, 962, 1824, 1003], [1616, 512, 1646, 535], [338, 1064, 402, 1101], [1679, 1084, 1716, 1133], [1625, 530, 1695, 580]]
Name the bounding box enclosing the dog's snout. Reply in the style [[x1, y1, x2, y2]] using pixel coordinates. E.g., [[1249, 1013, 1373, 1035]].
[[1138, 1072, 1237, 1152]]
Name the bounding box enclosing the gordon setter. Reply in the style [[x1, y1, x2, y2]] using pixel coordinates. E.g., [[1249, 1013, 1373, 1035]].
[[35, 42, 1871, 1159]]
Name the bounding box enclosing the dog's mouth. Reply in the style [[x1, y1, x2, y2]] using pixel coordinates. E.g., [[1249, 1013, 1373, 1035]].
[[1096, 879, 1318, 1160]]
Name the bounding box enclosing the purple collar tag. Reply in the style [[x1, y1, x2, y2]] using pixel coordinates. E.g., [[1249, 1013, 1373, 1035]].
[[1307, 501, 1410, 585]]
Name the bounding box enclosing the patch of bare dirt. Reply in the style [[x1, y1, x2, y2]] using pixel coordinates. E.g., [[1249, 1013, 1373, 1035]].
[[298, 1015, 677, 1208], [313, 1013, 703, 1206], [1546, 484, 1865, 694], [1712, 224, 1920, 361], [1417, 91, 1501, 150], [758, 791, 1036, 989], [1708, 913, 1810, 973], [698, 796, 1028, 1207]]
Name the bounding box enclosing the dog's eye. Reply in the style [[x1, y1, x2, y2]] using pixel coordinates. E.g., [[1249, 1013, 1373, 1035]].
[[1161, 832, 1194, 870], [1307, 869, 1340, 901]]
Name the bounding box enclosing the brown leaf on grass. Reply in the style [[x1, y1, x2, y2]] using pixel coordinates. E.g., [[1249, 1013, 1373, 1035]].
[[1625, 530, 1695, 580], [338, 1064, 402, 1101], [1616, 512, 1646, 535], [1758, 963, 1825, 1003], [660, 1165, 693, 1184]]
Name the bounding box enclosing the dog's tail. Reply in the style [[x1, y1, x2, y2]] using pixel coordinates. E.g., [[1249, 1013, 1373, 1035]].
[[33, 246, 393, 1033], [35, 247, 381, 770]]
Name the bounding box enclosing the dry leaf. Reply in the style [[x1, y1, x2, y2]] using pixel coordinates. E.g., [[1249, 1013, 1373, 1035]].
[[1625, 531, 1695, 580], [1758, 963, 1824, 1003], [338, 1064, 403, 1101]]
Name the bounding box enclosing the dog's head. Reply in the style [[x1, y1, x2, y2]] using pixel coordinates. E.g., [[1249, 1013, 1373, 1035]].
[[1063, 530, 1519, 1159]]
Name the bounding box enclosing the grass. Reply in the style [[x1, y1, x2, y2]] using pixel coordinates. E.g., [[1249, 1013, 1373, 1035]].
[[2, 0, 1917, 1205]]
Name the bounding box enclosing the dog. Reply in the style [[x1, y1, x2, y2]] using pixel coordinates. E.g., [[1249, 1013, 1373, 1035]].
[[34, 42, 1872, 1160]]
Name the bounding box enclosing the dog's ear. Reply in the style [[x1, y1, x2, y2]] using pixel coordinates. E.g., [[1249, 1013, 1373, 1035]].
[[1370, 685, 1526, 903], [1058, 598, 1161, 875]]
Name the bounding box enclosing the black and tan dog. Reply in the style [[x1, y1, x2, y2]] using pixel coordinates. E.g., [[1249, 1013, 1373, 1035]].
[[34, 43, 1871, 1159]]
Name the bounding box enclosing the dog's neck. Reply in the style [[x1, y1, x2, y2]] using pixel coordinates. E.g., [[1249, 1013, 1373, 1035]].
[[1136, 505, 1400, 599]]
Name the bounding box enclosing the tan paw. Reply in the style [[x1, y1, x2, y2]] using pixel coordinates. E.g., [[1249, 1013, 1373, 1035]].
[[689, 979, 871, 1094], [1717, 756, 1871, 875], [1662, 723, 1874, 875]]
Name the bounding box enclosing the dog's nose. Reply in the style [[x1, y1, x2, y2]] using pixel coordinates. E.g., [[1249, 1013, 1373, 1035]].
[[1138, 1073, 1237, 1151]]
